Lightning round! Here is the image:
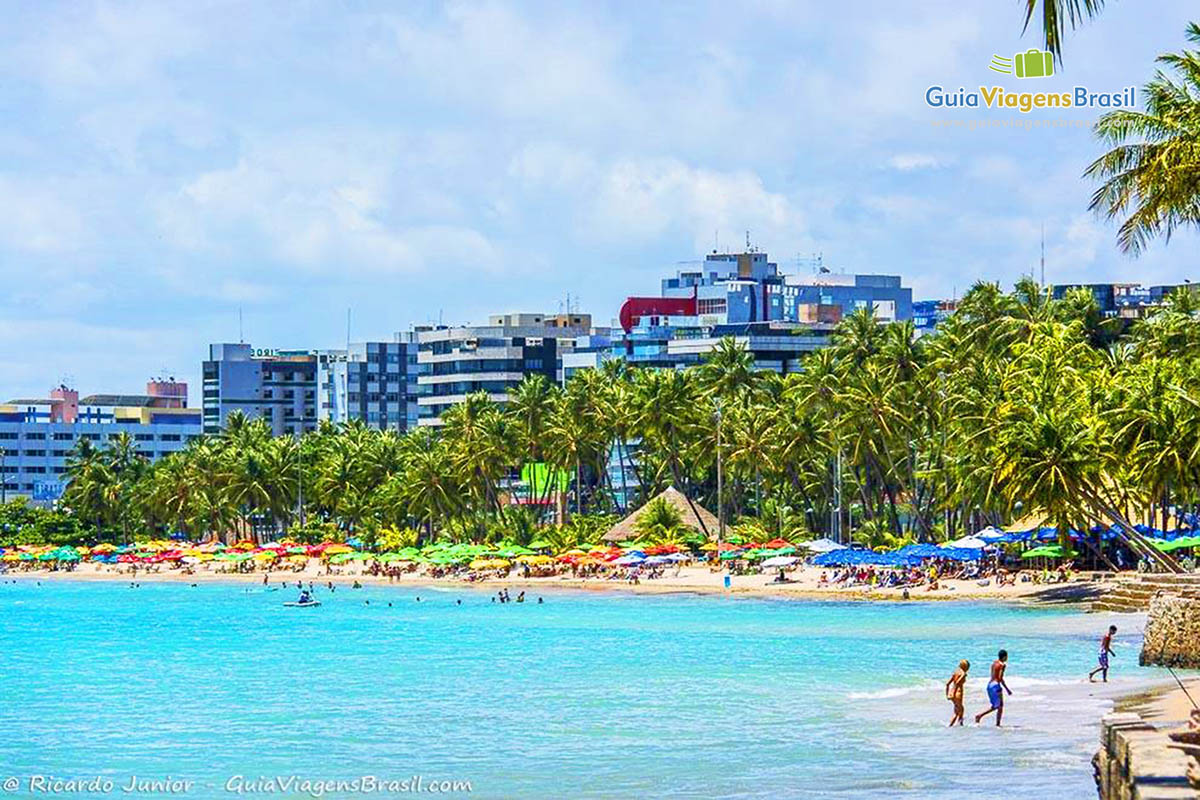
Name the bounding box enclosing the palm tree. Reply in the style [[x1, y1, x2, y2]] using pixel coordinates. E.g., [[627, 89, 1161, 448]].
[[1021, 0, 1106, 63], [1085, 24, 1200, 254], [391, 440, 462, 541]]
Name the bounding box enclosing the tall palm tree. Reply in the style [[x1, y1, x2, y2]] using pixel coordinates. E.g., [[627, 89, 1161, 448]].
[[1021, 0, 1106, 63], [1085, 24, 1200, 254]]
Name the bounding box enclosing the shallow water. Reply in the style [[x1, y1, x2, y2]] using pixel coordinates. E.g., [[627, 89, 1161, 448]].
[[0, 580, 1161, 798]]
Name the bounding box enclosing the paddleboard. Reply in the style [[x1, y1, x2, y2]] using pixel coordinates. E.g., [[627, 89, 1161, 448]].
[[283, 600, 322, 608]]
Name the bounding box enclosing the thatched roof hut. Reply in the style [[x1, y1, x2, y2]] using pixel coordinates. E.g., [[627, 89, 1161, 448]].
[[602, 486, 719, 543]]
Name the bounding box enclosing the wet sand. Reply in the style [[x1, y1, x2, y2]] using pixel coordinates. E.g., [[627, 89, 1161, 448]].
[[2, 561, 1115, 604]]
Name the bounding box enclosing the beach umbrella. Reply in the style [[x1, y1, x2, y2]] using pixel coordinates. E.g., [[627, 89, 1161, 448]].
[[802, 538, 847, 553], [763, 538, 792, 549], [1022, 545, 1077, 559], [718, 551, 743, 561], [698, 542, 719, 551], [323, 544, 354, 555], [528, 539, 551, 550], [560, 548, 588, 557], [761, 556, 798, 568], [1154, 536, 1200, 552], [942, 536, 987, 549]]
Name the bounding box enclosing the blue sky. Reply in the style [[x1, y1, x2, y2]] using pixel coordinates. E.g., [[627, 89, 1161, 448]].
[[2, 0, 1197, 403]]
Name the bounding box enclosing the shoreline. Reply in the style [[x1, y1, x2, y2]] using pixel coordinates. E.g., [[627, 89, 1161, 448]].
[[1, 562, 1118, 605], [1118, 675, 1200, 726]]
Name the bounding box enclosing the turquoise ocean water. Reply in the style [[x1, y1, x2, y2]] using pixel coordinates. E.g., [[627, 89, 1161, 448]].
[[0, 580, 1158, 798]]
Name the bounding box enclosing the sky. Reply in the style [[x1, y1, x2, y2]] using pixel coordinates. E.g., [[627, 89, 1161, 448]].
[[2, 0, 1198, 404]]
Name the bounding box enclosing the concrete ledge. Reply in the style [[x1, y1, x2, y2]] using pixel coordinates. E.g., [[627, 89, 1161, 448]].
[[1097, 711, 1199, 799]]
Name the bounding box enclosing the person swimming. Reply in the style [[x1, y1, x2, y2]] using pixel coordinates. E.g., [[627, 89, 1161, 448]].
[[975, 649, 1012, 726]]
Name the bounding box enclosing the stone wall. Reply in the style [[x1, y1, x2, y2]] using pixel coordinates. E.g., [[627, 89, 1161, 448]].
[[1141, 594, 1200, 668], [1095, 711, 1196, 799]]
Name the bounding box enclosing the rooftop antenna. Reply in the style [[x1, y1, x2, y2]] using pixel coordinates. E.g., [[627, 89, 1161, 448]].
[[745, 230, 751, 252], [346, 308, 352, 350], [238, 308, 244, 343], [714, 230, 720, 254]]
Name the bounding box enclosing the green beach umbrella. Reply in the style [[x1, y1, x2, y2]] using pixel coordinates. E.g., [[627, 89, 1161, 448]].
[[1154, 536, 1200, 552], [1022, 545, 1077, 559], [528, 539, 551, 550]]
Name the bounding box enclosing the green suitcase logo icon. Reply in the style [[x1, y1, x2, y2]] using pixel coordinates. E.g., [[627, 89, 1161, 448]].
[[1013, 48, 1054, 78]]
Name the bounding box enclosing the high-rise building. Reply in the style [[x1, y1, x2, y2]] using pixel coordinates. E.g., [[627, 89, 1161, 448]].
[[1051, 281, 1197, 318], [317, 332, 424, 432], [202, 344, 319, 436], [416, 313, 595, 425], [612, 249, 913, 372], [0, 380, 201, 504]]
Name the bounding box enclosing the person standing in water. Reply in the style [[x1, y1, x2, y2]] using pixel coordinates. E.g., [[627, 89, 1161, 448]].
[[945, 660, 970, 727], [974, 650, 1012, 726], [1089, 625, 1118, 683]]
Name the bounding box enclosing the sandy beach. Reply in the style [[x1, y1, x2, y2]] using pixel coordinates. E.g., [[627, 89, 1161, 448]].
[[1122, 675, 1200, 725], [1, 560, 1115, 603]]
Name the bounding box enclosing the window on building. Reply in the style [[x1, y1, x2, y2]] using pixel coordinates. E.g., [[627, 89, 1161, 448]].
[[24, 432, 46, 440], [53, 433, 73, 441]]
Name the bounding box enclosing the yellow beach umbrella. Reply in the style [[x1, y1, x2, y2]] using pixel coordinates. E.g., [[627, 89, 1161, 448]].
[[253, 551, 278, 561], [468, 558, 491, 569], [286, 554, 308, 563], [324, 544, 354, 555], [561, 549, 588, 557], [699, 542, 719, 551], [2, 553, 20, 562], [517, 555, 552, 565]]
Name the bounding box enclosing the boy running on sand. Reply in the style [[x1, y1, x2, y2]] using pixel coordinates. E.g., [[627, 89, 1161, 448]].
[[974, 650, 1012, 726], [1088, 625, 1118, 683], [945, 660, 970, 726]]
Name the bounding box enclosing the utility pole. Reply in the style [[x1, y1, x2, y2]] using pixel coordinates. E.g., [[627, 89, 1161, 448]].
[[296, 431, 306, 529], [939, 371, 950, 538], [1040, 223, 1046, 288], [715, 400, 725, 547]]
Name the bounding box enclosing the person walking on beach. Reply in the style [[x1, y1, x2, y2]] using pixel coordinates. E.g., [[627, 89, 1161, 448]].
[[1089, 625, 1118, 683], [945, 660, 970, 726], [974, 650, 1012, 726]]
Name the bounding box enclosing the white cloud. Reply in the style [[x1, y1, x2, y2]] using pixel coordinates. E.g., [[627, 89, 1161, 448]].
[[157, 132, 503, 276], [0, 176, 91, 254], [510, 143, 808, 254], [887, 153, 946, 171]]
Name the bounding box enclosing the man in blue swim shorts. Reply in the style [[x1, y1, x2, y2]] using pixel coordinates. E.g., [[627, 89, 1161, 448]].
[[975, 649, 1012, 726]]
